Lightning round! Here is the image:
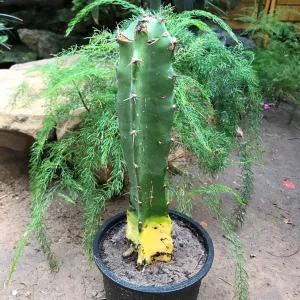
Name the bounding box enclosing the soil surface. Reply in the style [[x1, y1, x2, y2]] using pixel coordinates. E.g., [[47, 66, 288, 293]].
[[100, 219, 206, 286], [0, 105, 300, 300]]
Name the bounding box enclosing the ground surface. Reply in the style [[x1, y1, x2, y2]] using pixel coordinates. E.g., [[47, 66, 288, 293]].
[[0, 106, 299, 300]]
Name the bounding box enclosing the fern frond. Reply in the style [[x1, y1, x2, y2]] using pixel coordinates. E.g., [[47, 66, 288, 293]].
[[180, 10, 241, 45], [190, 185, 249, 300], [9, 184, 60, 279], [232, 143, 254, 227], [66, 0, 141, 36]]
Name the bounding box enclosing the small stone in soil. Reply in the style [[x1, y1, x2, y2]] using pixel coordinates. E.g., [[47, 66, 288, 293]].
[[91, 290, 98, 298], [25, 291, 31, 297], [122, 246, 134, 258], [12, 290, 18, 296]]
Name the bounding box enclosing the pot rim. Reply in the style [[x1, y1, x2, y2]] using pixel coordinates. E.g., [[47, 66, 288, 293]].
[[93, 210, 214, 293]]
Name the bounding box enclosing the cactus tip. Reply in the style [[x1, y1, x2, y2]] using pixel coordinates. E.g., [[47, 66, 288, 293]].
[[135, 22, 148, 35]]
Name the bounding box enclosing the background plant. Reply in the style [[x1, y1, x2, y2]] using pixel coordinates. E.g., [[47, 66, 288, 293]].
[[10, 4, 262, 299], [237, 8, 300, 121], [71, 0, 246, 26], [0, 14, 22, 49]]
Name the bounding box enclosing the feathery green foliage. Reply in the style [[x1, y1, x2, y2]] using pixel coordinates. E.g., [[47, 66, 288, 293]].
[[67, 0, 141, 35], [236, 8, 300, 42], [237, 8, 300, 118], [232, 142, 254, 227], [11, 5, 262, 298], [254, 38, 300, 115], [190, 185, 248, 300]]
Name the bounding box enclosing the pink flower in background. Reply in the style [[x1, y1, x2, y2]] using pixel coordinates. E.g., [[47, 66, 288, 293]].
[[263, 103, 275, 110]]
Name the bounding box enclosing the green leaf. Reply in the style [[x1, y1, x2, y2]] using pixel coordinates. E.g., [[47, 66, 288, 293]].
[[88, 0, 100, 25], [0, 34, 10, 49], [66, 0, 140, 36], [0, 14, 22, 23], [190, 184, 246, 206], [257, 0, 264, 19], [206, 0, 228, 17], [58, 193, 76, 204], [0, 35, 8, 43]]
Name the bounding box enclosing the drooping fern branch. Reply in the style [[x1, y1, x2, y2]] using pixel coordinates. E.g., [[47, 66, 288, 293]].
[[190, 185, 248, 300], [66, 0, 142, 35], [166, 175, 250, 299]]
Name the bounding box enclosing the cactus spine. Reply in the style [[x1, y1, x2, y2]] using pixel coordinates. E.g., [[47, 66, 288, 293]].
[[116, 16, 176, 264]]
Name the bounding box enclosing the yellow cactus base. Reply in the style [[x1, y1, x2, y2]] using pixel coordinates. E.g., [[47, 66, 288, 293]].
[[126, 210, 174, 265]]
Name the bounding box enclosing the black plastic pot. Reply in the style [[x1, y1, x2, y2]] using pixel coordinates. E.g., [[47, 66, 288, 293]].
[[93, 210, 214, 300]]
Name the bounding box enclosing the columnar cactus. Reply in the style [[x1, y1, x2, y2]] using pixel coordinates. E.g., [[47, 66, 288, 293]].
[[116, 15, 176, 265]]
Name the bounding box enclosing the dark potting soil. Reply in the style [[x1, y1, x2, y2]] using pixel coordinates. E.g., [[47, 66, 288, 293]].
[[99, 218, 206, 287]]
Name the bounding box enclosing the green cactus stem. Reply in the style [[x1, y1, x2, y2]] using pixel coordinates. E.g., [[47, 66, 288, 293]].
[[116, 15, 176, 265]]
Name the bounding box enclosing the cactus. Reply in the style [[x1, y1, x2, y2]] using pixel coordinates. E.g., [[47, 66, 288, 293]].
[[116, 15, 176, 265]]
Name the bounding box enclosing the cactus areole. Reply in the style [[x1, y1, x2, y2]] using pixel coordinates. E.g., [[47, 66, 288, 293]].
[[116, 15, 176, 265]]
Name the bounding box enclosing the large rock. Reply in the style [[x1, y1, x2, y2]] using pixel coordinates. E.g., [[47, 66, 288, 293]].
[[0, 67, 46, 149], [0, 46, 38, 67], [11, 8, 91, 36], [0, 56, 81, 151], [18, 29, 83, 58], [0, 130, 34, 152], [10, 54, 79, 71], [211, 26, 256, 50], [56, 107, 87, 140]]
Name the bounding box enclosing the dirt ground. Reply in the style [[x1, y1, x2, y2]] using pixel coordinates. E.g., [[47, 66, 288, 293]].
[[0, 106, 299, 300]]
